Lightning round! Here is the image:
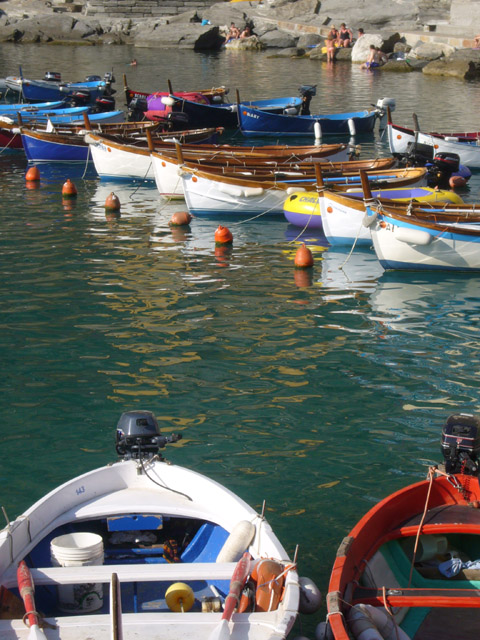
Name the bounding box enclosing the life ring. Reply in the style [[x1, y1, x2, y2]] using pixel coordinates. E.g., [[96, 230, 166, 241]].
[[165, 582, 195, 612], [249, 559, 286, 612], [348, 604, 411, 640]]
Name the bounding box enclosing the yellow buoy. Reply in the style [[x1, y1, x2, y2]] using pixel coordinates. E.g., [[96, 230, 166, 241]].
[[165, 582, 195, 613]]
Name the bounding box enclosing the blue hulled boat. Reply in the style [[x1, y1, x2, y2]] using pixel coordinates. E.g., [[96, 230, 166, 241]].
[[0, 100, 66, 115], [238, 104, 380, 137], [168, 95, 303, 129]]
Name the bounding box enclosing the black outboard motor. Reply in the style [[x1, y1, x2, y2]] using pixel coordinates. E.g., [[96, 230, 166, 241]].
[[400, 140, 435, 167], [104, 71, 116, 97], [128, 96, 148, 121], [95, 95, 116, 112], [116, 410, 182, 460], [441, 413, 480, 475], [432, 152, 460, 181], [69, 90, 91, 107], [166, 111, 190, 130], [299, 84, 317, 116]]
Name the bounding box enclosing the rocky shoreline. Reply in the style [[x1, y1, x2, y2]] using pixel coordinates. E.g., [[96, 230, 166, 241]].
[[2, 0, 480, 80]]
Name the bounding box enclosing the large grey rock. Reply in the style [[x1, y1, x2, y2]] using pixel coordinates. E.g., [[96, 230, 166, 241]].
[[202, 3, 249, 30], [447, 47, 480, 61], [351, 34, 384, 62], [314, 0, 419, 30], [381, 59, 416, 72], [335, 46, 353, 60], [0, 22, 22, 42], [381, 32, 402, 53], [308, 44, 326, 59], [134, 24, 224, 50], [296, 32, 323, 48], [263, 0, 320, 21], [224, 35, 264, 50], [258, 29, 297, 48], [267, 46, 306, 57], [166, 10, 200, 25], [11, 14, 77, 42], [410, 42, 453, 59], [422, 58, 480, 78]]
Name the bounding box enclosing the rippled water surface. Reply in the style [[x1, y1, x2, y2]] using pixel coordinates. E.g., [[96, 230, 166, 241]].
[[1, 43, 480, 633]]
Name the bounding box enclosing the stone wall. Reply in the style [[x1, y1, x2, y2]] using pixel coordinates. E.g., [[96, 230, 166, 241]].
[[84, 0, 218, 18]]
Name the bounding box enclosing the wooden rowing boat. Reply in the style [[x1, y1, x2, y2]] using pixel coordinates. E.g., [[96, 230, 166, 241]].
[[322, 412, 480, 640]]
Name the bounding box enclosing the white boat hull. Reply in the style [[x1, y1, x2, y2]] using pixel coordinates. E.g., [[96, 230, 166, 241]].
[[181, 170, 291, 216], [370, 212, 480, 270], [87, 136, 154, 181], [0, 451, 300, 640], [387, 123, 480, 168]]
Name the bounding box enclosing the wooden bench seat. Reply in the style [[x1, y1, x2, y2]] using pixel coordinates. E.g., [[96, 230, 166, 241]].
[[2, 561, 237, 589]]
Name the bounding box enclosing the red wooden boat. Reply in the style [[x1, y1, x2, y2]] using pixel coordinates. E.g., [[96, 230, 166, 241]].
[[321, 412, 480, 640]]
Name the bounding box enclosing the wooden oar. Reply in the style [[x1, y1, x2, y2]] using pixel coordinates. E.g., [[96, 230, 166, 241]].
[[110, 572, 123, 640], [208, 552, 251, 640], [17, 561, 48, 640]]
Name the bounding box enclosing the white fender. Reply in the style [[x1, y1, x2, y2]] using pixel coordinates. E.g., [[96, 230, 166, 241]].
[[242, 187, 265, 197], [394, 226, 433, 246], [348, 118, 356, 136], [314, 122, 322, 140], [348, 604, 411, 640], [160, 96, 176, 107], [217, 183, 245, 198], [298, 576, 321, 614], [216, 520, 255, 562]]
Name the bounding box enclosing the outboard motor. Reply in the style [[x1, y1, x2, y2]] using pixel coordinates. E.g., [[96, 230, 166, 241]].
[[128, 96, 148, 121], [69, 90, 91, 107], [95, 95, 116, 112], [104, 71, 116, 96], [116, 410, 182, 460], [398, 140, 435, 167], [44, 71, 61, 82], [166, 111, 190, 130], [376, 97, 396, 130], [441, 413, 480, 475], [429, 152, 461, 188], [299, 84, 316, 116]]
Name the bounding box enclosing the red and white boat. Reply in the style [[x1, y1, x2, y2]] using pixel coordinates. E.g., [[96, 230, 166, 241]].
[[320, 412, 480, 640]]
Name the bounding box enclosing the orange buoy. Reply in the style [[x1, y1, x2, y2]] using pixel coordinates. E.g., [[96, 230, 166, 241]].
[[214, 225, 233, 246], [169, 211, 192, 226], [25, 165, 40, 182], [294, 243, 314, 269], [105, 192, 121, 211], [449, 175, 467, 189], [62, 178, 77, 198]]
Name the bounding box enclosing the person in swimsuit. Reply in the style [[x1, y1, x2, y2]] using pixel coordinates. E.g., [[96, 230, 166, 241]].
[[361, 45, 380, 69], [337, 23, 353, 47], [325, 36, 336, 62]]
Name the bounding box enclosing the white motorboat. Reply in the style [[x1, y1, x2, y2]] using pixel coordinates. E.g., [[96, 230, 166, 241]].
[[0, 411, 319, 640]]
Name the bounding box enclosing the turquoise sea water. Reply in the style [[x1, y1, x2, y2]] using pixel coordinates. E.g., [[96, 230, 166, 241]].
[[1, 43, 480, 634]]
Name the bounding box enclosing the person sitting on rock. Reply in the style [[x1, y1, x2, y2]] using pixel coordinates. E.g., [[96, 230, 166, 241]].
[[474, 33, 480, 48], [225, 22, 240, 43], [240, 25, 251, 39], [327, 25, 339, 43], [361, 45, 380, 69], [337, 23, 353, 47]]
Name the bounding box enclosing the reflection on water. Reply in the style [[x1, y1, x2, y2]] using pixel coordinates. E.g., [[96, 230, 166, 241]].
[[2, 45, 480, 631]]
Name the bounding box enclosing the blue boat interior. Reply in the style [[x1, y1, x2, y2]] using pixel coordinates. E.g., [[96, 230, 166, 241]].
[[19, 515, 231, 616]]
